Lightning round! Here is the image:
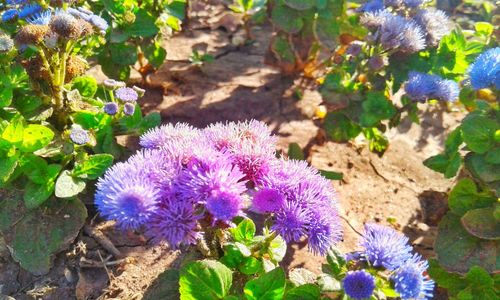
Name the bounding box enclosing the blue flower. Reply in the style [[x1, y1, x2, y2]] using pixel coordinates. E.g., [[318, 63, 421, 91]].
[[379, 16, 426, 53], [103, 102, 119, 115], [468, 47, 500, 90], [360, 223, 413, 270], [95, 151, 166, 230], [18, 3, 41, 19], [343, 270, 376, 299], [435, 79, 459, 102], [392, 255, 435, 300], [2, 9, 18, 22], [115, 87, 138, 102], [404, 71, 440, 102], [358, 0, 384, 13], [27, 9, 52, 25]]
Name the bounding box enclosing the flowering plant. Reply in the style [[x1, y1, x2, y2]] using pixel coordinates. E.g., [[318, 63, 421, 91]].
[[423, 47, 499, 297], [87, 0, 186, 81], [0, 2, 160, 274], [315, 0, 495, 154], [95, 120, 437, 299]]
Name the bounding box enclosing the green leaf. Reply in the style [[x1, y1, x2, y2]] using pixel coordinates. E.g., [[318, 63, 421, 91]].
[[221, 244, 245, 268], [179, 260, 232, 300], [239, 257, 262, 275], [268, 235, 287, 263], [435, 213, 499, 274], [23, 180, 55, 209], [271, 3, 303, 34], [244, 267, 286, 300], [465, 266, 494, 287], [288, 143, 304, 160], [140, 112, 161, 133], [461, 114, 497, 154], [144, 42, 167, 68], [284, 284, 320, 300], [0, 151, 20, 183], [427, 259, 467, 293], [284, 0, 315, 10], [73, 154, 114, 180], [0, 86, 13, 107], [19, 125, 54, 153], [485, 147, 500, 164], [363, 128, 389, 155], [319, 170, 343, 180], [126, 10, 159, 38], [288, 268, 317, 286], [1, 115, 24, 145], [448, 179, 496, 216], [230, 218, 256, 242], [324, 112, 362, 142], [475, 22, 494, 37], [465, 153, 500, 183], [0, 193, 87, 275], [317, 274, 342, 292], [55, 170, 86, 199], [360, 92, 396, 127], [325, 247, 346, 276], [71, 76, 98, 98], [445, 127, 463, 154], [461, 208, 500, 240], [423, 151, 462, 179], [314, 13, 340, 49], [143, 269, 180, 300]]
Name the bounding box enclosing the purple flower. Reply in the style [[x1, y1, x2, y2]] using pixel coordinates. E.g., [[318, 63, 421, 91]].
[[359, 223, 413, 270], [343, 270, 376, 299], [257, 159, 342, 254], [379, 15, 426, 53], [272, 201, 312, 242], [392, 255, 435, 300], [140, 123, 199, 149], [146, 197, 201, 248], [123, 103, 135, 116], [251, 188, 286, 213], [18, 4, 41, 19], [69, 125, 90, 145], [178, 157, 247, 205], [95, 161, 161, 230], [115, 87, 138, 102], [204, 120, 277, 181], [103, 102, 118, 115], [206, 190, 243, 222], [27, 10, 52, 25]]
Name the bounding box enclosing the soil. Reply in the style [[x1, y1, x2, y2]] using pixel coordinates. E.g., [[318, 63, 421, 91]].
[[1, 1, 466, 299]]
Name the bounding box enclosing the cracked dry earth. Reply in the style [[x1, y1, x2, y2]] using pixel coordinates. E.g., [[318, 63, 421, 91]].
[[0, 2, 465, 299]]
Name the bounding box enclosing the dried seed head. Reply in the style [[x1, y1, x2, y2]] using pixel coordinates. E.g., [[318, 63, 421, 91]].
[[49, 12, 81, 39], [65, 55, 87, 82], [22, 56, 51, 81], [77, 19, 94, 37], [15, 24, 49, 45]]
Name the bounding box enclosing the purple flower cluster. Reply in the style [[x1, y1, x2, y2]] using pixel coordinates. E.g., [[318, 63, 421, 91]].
[[404, 71, 459, 102], [102, 82, 143, 116], [95, 120, 342, 253], [348, 223, 435, 299], [359, 0, 451, 53]]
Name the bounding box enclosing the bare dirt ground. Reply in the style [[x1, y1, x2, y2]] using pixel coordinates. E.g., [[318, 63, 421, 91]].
[[0, 2, 465, 299]]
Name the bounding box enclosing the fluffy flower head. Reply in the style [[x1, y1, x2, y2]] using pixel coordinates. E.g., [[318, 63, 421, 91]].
[[343, 270, 376, 299], [468, 47, 500, 90]]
